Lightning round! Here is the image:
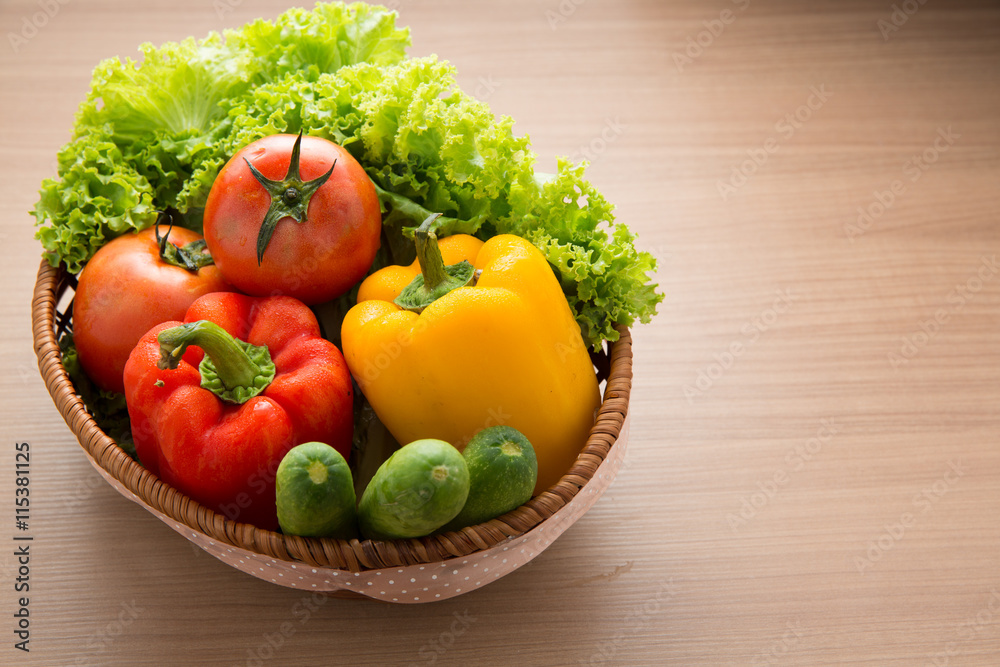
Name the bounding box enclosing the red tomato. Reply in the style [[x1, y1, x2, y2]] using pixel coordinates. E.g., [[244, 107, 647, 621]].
[[202, 133, 382, 305], [73, 225, 233, 394]]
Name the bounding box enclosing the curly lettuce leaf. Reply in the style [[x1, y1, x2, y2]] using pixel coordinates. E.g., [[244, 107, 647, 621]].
[[34, 135, 158, 273], [75, 36, 251, 144], [69, 35, 253, 212], [329, 58, 530, 231], [499, 159, 661, 345], [227, 1, 410, 84]]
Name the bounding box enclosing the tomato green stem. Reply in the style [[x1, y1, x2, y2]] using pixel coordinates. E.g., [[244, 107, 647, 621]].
[[154, 217, 215, 273], [245, 131, 336, 265], [157, 321, 275, 404]]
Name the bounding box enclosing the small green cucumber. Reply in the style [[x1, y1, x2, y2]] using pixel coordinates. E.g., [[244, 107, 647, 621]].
[[359, 439, 469, 540], [276, 442, 356, 538], [443, 426, 537, 531]]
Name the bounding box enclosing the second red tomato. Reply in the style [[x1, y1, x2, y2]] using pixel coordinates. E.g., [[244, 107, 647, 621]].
[[203, 133, 382, 305]]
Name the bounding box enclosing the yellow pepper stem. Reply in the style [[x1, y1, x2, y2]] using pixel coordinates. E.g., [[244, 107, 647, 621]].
[[394, 214, 475, 312], [413, 214, 448, 290]]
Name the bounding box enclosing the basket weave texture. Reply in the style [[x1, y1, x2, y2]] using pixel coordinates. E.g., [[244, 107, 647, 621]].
[[31, 259, 633, 573]]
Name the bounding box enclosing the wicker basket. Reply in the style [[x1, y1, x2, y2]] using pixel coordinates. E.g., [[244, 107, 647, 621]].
[[31, 259, 632, 602]]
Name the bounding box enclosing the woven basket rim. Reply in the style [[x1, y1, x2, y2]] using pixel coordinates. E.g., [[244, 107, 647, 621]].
[[31, 258, 633, 571]]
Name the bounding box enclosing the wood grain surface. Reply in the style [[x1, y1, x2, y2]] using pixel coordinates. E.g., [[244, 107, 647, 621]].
[[2, 0, 999, 665]]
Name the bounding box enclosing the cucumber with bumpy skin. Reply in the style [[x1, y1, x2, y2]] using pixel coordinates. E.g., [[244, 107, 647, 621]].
[[359, 439, 469, 540], [276, 442, 356, 538], [443, 426, 537, 531]]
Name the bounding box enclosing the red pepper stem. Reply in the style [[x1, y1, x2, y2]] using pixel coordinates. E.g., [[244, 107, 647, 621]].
[[157, 321, 275, 404]]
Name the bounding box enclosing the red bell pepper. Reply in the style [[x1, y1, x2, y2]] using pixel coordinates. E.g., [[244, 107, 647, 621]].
[[123, 292, 353, 531]]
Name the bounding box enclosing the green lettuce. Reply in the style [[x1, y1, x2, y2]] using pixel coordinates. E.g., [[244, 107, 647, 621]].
[[34, 1, 659, 348], [35, 134, 158, 273], [226, 1, 410, 84]]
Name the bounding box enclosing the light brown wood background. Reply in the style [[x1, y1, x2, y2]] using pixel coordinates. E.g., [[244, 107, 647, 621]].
[[2, 0, 999, 665]]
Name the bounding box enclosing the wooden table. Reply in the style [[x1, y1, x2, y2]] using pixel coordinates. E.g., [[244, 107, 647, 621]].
[[2, 0, 999, 664]]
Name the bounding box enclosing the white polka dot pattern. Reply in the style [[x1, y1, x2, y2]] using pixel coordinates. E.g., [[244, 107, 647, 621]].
[[83, 419, 630, 603]]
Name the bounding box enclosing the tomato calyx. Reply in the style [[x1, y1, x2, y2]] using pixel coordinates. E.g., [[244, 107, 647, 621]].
[[244, 131, 337, 266], [155, 216, 215, 273]]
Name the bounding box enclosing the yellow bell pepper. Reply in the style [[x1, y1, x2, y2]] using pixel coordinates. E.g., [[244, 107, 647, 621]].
[[341, 217, 601, 494]]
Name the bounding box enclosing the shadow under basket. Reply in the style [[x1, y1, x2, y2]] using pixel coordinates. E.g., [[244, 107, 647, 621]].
[[31, 259, 633, 603]]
